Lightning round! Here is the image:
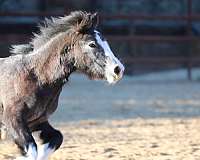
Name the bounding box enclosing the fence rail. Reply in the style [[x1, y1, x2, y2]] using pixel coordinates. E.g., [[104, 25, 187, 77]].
[[1, 35, 199, 43], [0, 0, 199, 80], [0, 12, 200, 21]]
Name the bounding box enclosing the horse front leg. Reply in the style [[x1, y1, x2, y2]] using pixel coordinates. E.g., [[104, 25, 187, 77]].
[[33, 121, 63, 160], [3, 106, 37, 160]]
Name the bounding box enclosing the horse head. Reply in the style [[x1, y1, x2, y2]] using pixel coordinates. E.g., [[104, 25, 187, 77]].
[[60, 11, 125, 84]]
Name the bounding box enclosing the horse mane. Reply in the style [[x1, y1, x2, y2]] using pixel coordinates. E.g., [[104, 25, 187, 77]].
[[10, 44, 33, 55], [10, 11, 98, 55]]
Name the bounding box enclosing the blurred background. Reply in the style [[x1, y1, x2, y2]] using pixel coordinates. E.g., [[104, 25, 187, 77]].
[[1, 0, 200, 121]]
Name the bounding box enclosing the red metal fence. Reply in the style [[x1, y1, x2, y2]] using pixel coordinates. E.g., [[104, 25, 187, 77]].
[[0, 0, 200, 79]]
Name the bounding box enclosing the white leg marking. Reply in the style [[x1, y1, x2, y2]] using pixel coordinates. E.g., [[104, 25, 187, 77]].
[[15, 143, 37, 160], [37, 143, 55, 160]]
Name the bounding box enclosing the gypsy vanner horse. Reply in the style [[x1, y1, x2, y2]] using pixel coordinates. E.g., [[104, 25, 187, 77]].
[[0, 11, 124, 160]]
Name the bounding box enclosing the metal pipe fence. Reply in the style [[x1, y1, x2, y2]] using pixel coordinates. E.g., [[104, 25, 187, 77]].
[[0, 0, 199, 79]]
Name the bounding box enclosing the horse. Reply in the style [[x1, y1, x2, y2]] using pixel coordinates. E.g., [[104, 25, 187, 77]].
[[0, 11, 124, 160]]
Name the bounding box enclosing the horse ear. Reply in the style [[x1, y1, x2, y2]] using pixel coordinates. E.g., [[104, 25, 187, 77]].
[[76, 12, 99, 33], [91, 12, 99, 29]]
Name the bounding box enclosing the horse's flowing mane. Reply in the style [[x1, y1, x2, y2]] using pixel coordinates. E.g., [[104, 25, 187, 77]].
[[10, 11, 98, 55]]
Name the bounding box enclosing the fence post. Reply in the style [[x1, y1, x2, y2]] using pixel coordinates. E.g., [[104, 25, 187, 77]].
[[187, 0, 193, 80]]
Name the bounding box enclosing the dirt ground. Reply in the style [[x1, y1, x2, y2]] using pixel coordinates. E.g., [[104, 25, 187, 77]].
[[1, 72, 200, 159], [0, 118, 200, 160]]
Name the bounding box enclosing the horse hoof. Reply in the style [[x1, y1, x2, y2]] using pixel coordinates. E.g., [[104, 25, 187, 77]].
[[0, 128, 7, 140]]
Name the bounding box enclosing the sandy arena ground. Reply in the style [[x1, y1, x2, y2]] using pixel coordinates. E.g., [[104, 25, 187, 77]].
[[1, 71, 200, 159], [0, 118, 200, 160]]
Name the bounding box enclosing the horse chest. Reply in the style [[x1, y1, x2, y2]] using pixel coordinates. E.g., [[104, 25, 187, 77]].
[[28, 85, 62, 122]]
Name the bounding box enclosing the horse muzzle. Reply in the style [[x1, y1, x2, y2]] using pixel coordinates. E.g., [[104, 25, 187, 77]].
[[105, 59, 125, 84]]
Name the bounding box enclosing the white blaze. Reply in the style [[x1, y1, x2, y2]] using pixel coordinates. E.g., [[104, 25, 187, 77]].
[[95, 30, 124, 83]]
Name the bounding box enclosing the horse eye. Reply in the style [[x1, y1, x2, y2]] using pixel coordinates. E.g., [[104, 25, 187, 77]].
[[89, 43, 97, 48]]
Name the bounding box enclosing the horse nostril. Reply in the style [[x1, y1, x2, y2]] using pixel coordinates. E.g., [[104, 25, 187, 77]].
[[114, 66, 121, 75]]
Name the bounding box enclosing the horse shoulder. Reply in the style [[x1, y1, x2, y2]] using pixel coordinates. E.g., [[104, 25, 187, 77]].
[[0, 56, 38, 108]]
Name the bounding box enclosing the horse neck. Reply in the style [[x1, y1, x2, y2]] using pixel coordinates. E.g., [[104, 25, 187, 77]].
[[27, 33, 71, 85]]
